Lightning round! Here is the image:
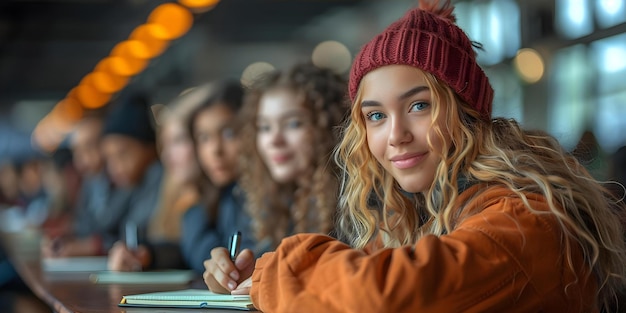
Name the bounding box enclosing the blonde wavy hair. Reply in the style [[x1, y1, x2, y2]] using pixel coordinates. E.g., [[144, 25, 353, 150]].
[[334, 67, 626, 307], [239, 63, 347, 248]]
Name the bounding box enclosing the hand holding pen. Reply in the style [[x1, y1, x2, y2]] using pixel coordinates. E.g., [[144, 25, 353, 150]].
[[203, 231, 256, 294], [107, 222, 150, 271]]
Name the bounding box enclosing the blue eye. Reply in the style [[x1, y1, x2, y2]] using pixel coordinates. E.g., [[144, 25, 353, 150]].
[[366, 111, 385, 122], [286, 119, 303, 129], [410, 101, 429, 112]]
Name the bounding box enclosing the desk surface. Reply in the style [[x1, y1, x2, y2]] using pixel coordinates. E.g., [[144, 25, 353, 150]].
[[2, 231, 252, 313]]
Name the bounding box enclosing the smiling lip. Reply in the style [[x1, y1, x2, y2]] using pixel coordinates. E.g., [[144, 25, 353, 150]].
[[271, 154, 292, 164], [390, 152, 427, 169]]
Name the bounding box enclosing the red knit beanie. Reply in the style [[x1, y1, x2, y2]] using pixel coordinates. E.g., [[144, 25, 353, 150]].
[[349, 0, 493, 119]]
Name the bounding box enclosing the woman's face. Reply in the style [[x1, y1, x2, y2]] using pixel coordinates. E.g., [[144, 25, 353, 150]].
[[256, 89, 314, 184], [359, 65, 444, 193], [160, 119, 197, 184], [193, 104, 240, 187]]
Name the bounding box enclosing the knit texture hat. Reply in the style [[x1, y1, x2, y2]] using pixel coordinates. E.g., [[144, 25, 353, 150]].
[[349, 0, 493, 119], [102, 92, 156, 143]]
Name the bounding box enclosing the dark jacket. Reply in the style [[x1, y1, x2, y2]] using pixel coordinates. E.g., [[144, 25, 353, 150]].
[[181, 183, 257, 274], [73, 162, 163, 251]]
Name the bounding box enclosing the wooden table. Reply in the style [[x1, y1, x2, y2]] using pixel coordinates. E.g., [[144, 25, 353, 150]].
[[2, 231, 253, 313]]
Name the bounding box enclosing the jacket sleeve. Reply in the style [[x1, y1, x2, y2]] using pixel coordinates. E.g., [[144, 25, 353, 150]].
[[125, 164, 163, 232], [180, 205, 221, 274], [250, 197, 571, 313], [145, 241, 185, 270]]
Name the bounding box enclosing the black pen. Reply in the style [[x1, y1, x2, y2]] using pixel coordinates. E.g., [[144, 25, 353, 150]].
[[229, 231, 242, 261], [51, 237, 64, 257]]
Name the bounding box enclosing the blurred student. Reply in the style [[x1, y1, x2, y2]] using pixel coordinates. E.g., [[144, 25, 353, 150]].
[[1, 160, 51, 312], [203, 63, 347, 293], [71, 116, 105, 179], [38, 147, 80, 238], [43, 93, 163, 257], [178, 81, 256, 274], [0, 163, 50, 313], [15, 158, 47, 223], [0, 157, 50, 232], [41, 116, 107, 256], [107, 90, 202, 271], [223, 1, 626, 312], [0, 161, 20, 209]]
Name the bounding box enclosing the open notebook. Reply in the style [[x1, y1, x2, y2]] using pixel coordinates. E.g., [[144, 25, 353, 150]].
[[119, 289, 256, 310], [89, 270, 195, 284]]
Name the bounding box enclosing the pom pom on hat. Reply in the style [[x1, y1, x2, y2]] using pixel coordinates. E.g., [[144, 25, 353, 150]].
[[102, 92, 156, 143], [349, 0, 493, 119]]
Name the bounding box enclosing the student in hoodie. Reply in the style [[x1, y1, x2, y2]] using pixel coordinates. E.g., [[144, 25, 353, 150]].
[[202, 63, 347, 293], [207, 1, 626, 312], [107, 90, 202, 271]]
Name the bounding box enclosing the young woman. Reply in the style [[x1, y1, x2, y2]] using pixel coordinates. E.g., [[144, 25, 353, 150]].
[[202, 63, 347, 293], [180, 81, 257, 274], [218, 1, 625, 312]]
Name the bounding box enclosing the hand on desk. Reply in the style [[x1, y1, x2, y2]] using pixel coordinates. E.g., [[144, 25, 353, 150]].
[[203, 247, 255, 294], [41, 236, 99, 258], [107, 241, 151, 271]]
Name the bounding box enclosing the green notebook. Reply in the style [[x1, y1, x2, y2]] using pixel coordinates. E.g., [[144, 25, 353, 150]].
[[119, 288, 256, 310]]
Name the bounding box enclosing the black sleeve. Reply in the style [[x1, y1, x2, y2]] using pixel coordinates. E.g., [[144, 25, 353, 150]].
[[143, 241, 186, 270]]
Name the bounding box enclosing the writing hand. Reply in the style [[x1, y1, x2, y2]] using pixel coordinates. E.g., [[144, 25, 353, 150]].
[[107, 241, 150, 271], [203, 247, 255, 294], [231, 277, 252, 295]]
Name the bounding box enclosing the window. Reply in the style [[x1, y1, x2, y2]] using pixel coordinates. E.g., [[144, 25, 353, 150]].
[[487, 65, 523, 122], [596, 0, 626, 28], [593, 33, 626, 94], [548, 45, 591, 149], [455, 0, 520, 66], [592, 33, 626, 152], [596, 92, 626, 152], [555, 0, 593, 39]]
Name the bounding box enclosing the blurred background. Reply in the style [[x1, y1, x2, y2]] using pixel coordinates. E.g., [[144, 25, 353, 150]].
[[0, 0, 625, 161]]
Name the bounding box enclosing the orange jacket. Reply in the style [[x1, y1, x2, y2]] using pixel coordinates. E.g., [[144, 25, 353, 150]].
[[250, 184, 598, 313]]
